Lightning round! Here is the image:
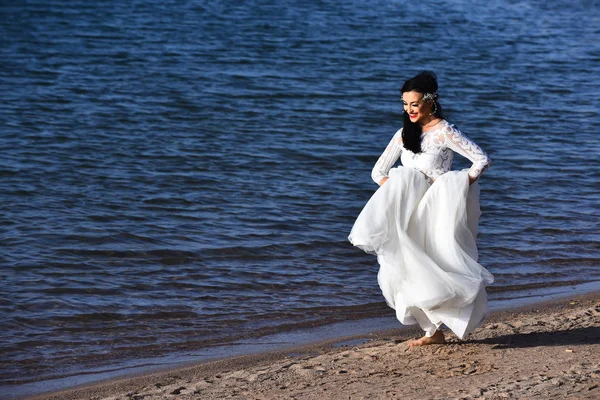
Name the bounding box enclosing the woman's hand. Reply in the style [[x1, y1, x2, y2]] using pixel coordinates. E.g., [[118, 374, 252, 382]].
[[378, 177, 389, 186]]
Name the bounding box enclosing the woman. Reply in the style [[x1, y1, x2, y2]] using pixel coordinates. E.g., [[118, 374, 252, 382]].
[[348, 71, 494, 346]]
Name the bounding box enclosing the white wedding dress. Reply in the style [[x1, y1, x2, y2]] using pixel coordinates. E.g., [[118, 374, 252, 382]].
[[348, 120, 494, 339]]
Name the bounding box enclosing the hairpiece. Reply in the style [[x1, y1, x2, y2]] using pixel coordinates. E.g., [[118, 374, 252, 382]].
[[422, 92, 438, 102]]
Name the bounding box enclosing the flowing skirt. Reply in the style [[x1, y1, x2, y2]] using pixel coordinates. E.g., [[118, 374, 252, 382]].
[[348, 167, 494, 339]]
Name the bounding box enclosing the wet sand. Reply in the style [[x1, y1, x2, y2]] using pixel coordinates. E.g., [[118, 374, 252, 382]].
[[24, 293, 600, 400]]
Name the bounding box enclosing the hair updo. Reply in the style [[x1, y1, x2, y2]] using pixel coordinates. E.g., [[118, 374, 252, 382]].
[[401, 71, 443, 153]]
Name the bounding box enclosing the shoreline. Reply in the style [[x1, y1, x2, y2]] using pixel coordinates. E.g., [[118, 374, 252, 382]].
[[12, 289, 600, 400]]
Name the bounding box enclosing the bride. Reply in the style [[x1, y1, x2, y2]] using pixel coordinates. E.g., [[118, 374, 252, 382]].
[[348, 71, 494, 346]]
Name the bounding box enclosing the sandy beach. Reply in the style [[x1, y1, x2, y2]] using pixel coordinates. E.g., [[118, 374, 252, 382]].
[[23, 292, 600, 400]]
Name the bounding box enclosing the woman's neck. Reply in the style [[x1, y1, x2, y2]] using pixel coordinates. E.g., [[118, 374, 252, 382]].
[[420, 117, 443, 131]]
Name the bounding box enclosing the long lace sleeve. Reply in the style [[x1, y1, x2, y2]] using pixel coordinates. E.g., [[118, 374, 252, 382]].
[[371, 128, 403, 185], [442, 125, 491, 180]]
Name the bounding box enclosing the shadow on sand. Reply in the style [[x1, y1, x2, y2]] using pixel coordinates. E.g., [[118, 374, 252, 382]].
[[467, 326, 600, 349]]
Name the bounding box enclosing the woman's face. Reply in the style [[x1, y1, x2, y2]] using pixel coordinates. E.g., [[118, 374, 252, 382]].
[[402, 91, 432, 125]]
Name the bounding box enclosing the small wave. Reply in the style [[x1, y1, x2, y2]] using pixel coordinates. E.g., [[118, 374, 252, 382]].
[[54, 248, 198, 259], [488, 279, 591, 293], [35, 287, 122, 296]]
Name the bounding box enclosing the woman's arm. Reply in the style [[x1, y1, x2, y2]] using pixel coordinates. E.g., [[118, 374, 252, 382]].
[[443, 125, 491, 184], [371, 129, 403, 186]]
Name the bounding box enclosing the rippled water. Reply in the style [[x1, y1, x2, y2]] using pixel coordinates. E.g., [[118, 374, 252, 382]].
[[1, 0, 599, 390]]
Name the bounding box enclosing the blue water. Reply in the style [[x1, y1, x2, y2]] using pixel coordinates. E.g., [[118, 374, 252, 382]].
[[1, 0, 599, 390]]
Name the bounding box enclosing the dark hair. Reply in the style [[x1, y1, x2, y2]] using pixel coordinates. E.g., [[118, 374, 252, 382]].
[[401, 71, 443, 153]]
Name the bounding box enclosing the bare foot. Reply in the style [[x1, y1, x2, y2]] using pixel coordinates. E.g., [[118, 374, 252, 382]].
[[408, 330, 446, 347]]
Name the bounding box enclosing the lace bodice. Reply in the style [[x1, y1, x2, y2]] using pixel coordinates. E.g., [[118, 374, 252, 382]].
[[371, 120, 491, 184]]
